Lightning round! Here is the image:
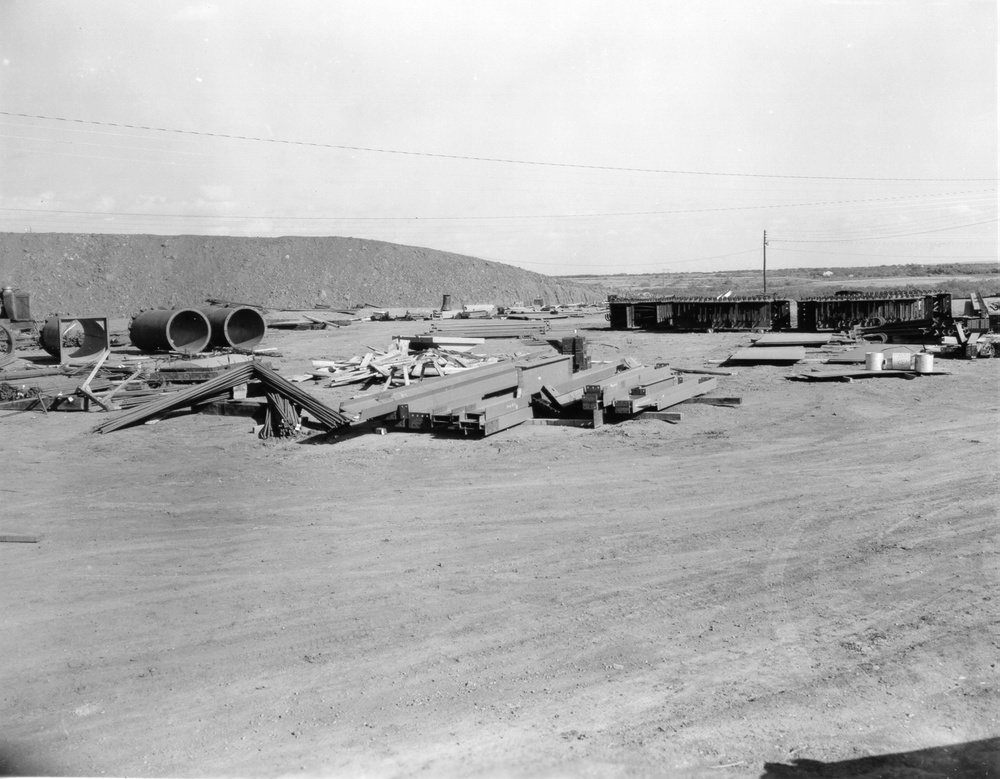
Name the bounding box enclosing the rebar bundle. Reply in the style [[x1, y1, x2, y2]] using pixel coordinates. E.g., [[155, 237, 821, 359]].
[[260, 392, 300, 439]]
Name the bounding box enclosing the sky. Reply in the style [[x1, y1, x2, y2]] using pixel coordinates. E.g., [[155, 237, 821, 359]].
[[0, 0, 996, 276]]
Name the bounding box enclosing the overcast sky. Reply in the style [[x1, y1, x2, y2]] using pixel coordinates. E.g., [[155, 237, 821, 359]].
[[0, 0, 996, 275]]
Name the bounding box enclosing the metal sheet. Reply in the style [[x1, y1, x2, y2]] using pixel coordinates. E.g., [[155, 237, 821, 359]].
[[752, 332, 832, 347], [726, 347, 805, 364]]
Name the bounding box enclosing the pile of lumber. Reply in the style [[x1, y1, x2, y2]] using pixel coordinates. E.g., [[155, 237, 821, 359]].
[[308, 343, 499, 389]]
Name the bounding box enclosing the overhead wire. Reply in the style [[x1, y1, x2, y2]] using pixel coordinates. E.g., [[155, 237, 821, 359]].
[[770, 217, 998, 243], [1, 110, 994, 182], [1, 189, 994, 223]]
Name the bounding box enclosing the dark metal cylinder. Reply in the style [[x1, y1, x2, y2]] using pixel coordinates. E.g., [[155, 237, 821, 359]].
[[129, 309, 211, 354], [441, 294, 452, 312], [198, 306, 267, 350]]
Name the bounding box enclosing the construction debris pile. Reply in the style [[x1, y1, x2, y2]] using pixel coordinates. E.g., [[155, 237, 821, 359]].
[[303, 339, 499, 389], [4, 283, 996, 443], [333, 350, 723, 436], [0, 314, 733, 441]]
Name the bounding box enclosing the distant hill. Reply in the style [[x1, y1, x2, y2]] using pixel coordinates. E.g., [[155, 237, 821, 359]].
[[0, 233, 605, 318], [563, 262, 999, 300]]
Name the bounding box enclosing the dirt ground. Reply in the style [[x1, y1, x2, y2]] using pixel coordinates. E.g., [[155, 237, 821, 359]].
[[2, 315, 998, 778]]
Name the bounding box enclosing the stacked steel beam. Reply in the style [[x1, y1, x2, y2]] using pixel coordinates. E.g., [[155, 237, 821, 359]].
[[95, 361, 349, 433], [339, 354, 572, 436]]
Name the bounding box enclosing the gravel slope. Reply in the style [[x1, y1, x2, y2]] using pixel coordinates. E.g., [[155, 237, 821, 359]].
[[0, 232, 604, 318]]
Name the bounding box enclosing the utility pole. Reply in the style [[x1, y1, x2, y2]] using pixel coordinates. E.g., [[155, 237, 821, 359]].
[[762, 229, 768, 295]]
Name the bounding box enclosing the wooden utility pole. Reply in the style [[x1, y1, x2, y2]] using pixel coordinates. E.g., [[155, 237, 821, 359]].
[[762, 230, 768, 295]]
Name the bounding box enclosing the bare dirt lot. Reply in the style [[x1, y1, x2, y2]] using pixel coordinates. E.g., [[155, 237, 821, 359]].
[[2, 315, 998, 778]]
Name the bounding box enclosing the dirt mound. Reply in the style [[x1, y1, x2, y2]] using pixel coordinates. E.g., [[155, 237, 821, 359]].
[[0, 232, 605, 318]]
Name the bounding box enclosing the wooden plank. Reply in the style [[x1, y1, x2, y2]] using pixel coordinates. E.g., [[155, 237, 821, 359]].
[[669, 367, 738, 376], [77, 349, 110, 391], [790, 369, 950, 382], [302, 314, 342, 327], [637, 411, 683, 423], [0, 534, 39, 543], [100, 368, 143, 402], [78, 385, 119, 412], [679, 396, 742, 407]]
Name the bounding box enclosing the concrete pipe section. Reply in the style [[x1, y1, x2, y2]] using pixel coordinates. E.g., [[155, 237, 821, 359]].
[[198, 306, 267, 350], [129, 309, 211, 354], [40, 316, 111, 364]]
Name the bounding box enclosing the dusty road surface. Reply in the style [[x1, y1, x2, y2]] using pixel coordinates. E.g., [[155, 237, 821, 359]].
[[2, 315, 998, 778]]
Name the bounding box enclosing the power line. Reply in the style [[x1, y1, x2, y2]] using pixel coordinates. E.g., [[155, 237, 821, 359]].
[[768, 246, 997, 260], [2, 110, 995, 183], [771, 217, 998, 243], [0, 132, 206, 156], [1, 189, 994, 223]]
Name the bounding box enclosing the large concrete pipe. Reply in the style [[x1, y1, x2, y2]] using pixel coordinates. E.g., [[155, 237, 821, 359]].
[[129, 309, 211, 354], [198, 306, 267, 350], [40, 316, 111, 364]]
